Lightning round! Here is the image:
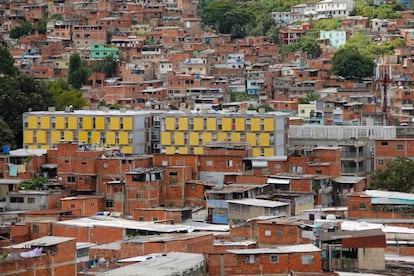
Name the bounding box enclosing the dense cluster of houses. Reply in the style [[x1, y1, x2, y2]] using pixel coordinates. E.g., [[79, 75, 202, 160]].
[[1, 133, 414, 274], [2, 0, 414, 274]]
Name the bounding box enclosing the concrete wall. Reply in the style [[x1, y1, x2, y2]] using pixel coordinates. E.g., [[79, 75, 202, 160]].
[[358, 247, 385, 270]]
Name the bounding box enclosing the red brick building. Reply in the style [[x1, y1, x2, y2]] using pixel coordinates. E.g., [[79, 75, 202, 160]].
[[254, 217, 313, 247], [162, 166, 193, 207], [374, 139, 414, 170], [47, 142, 103, 192], [132, 207, 192, 223], [207, 244, 322, 275], [119, 232, 213, 259], [60, 195, 105, 217], [0, 236, 77, 275], [5, 149, 47, 180], [348, 190, 414, 221], [125, 168, 164, 215], [53, 216, 194, 245]]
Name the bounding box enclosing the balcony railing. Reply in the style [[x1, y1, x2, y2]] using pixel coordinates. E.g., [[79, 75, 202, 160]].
[[289, 125, 397, 140]]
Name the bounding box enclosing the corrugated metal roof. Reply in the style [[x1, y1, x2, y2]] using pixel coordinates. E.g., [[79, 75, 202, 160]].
[[334, 176, 365, 184], [227, 199, 289, 208], [10, 149, 47, 157], [5, 236, 75, 248], [228, 244, 321, 254], [267, 178, 290, 185], [102, 252, 204, 275], [365, 190, 414, 202], [54, 216, 195, 233]]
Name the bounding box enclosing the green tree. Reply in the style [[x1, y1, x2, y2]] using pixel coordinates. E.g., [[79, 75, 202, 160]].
[[352, 0, 401, 19], [370, 157, 414, 192], [307, 18, 342, 35], [246, 13, 275, 36], [343, 32, 383, 59], [0, 118, 16, 149], [0, 47, 18, 76], [69, 67, 90, 89], [10, 21, 33, 39], [0, 75, 53, 147], [91, 54, 118, 78], [302, 92, 320, 104], [266, 26, 280, 44], [19, 176, 48, 190], [297, 36, 322, 59], [278, 35, 321, 59], [331, 48, 375, 79], [68, 53, 90, 89], [48, 79, 87, 110], [341, 32, 404, 60], [69, 53, 81, 75], [201, 0, 255, 38], [36, 15, 48, 35]]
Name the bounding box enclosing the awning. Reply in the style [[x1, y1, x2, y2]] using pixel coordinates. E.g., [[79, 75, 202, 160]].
[[252, 161, 268, 168], [41, 164, 57, 169], [267, 178, 290, 185]]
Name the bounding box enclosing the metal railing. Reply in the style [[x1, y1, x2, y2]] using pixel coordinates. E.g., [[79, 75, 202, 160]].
[[289, 125, 397, 140]]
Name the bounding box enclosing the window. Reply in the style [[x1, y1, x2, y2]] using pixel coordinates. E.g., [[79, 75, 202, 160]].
[[301, 255, 314, 265], [136, 193, 142, 200], [27, 197, 35, 204], [132, 173, 146, 182], [138, 216, 144, 221], [241, 205, 250, 212], [67, 176, 76, 183], [70, 204, 75, 208], [264, 230, 271, 237], [381, 141, 388, 146], [33, 224, 39, 233], [359, 202, 367, 210], [105, 199, 114, 208], [168, 171, 177, 184], [10, 197, 24, 203], [276, 230, 283, 237], [152, 217, 158, 221], [292, 166, 302, 173], [396, 144, 404, 150], [245, 255, 255, 264], [227, 160, 233, 167], [153, 172, 162, 180], [275, 164, 281, 170], [270, 255, 279, 263], [378, 159, 384, 166], [206, 160, 213, 166]]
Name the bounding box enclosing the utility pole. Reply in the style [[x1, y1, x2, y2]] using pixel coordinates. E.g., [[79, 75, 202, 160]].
[[379, 66, 390, 126]]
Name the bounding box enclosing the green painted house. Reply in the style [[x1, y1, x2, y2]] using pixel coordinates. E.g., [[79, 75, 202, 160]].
[[91, 44, 118, 59]]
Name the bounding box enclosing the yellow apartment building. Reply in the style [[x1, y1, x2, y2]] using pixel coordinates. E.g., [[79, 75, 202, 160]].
[[23, 109, 154, 154], [159, 111, 288, 157]]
